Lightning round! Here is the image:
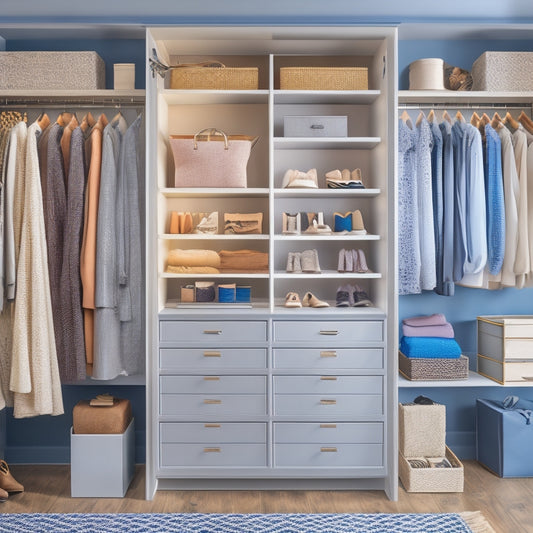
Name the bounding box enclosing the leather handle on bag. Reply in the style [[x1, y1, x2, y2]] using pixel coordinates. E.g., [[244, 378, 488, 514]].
[[194, 128, 229, 150]]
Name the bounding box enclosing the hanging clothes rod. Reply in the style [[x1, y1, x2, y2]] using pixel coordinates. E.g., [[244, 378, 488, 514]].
[[398, 103, 532, 110], [0, 98, 144, 109]]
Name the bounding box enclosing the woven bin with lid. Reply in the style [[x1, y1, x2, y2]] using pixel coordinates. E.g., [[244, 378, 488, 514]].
[[170, 65, 258, 90], [280, 67, 368, 90]]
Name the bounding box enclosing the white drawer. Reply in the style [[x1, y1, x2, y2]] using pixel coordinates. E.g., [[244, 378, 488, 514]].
[[273, 321, 383, 343], [161, 443, 267, 467], [274, 375, 382, 395], [160, 348, 267, 369], [160, 321, 267, 343], [160, 394, 267, 417], [478, 356, 533, 384], [274, 443, 383, 468], [161, 422, 266, 444], [160, 375, 266, 395], [273, 348, 383, 369], [274, 422, 383, 444], [274, 394, 383, 417]]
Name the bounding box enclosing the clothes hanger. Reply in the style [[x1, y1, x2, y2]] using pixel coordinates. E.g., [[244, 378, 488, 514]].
[[470, 111, 481, 127], [481, 113, 491, 125], [455, 110, 465, 123], [491, 112, 502, 128], [56, 112, 73, 127], [442, 110, 452, 124], [415, 110, 425, 127], [427, 109, 435, 123], [400, 110, 411, 124], [38, 112, 50, 130], [503, 111, 520, 130], [518, 111, 533, 134]]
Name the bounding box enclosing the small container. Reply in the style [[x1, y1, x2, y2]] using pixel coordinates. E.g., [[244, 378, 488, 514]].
[[180, 285, 195, 303], [236, 285, 251, 303], [284, 116, 348, 138], [218, 283, 236, 303], [195, 281, 215, 302], [114, 63, 135, 90], [409, 58, 445, 90]]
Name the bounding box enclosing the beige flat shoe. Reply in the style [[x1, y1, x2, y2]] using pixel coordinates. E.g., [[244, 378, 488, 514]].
[[0, 460, 24, 493], [302, 292, 329, 308], [284, 292, 302, 308]]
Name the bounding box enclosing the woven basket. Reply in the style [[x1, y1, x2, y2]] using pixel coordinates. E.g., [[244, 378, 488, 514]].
[[399, 351, 469, 381], [280, 67, 368, 90], [399, 403, 446, 457], [170, 66, 258, 90], [399, 446, 464, 493]]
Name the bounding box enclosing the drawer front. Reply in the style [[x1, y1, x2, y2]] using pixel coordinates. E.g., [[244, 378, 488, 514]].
[[274, 443, 383, 468], [160, 394, 267, 417], [504, 339, 533, 360], [274, 422, 383, 444], [504, 361, 533, 383], [161, 443, 267, 467], [477, 356, 503, 383], [160, 348, 267, 369], [505, 323, 533, 338], [161, 375, 266, 395], [273, 321, 383, 343], [160, 321, 267, 343], [274, 375, 382, 395], [273, 348, 383, 369], [274, 394, 383, 417], [161, 422, 266, 444]]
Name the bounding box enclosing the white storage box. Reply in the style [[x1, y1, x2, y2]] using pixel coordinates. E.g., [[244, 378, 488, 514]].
[[399, 402, 446, 457], [409, 58, 445, 90], [71, 419, 135, 497], [472, 52, 533, 91], [283, 116, 347, 137], [0, 51, 105, 90]]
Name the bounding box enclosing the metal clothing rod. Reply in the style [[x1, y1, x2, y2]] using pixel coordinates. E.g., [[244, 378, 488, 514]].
[[0, 102, 143, 109], [398, 103, 532, 110]]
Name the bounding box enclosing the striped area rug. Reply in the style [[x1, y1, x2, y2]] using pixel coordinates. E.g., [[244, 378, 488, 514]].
[[0, 511, 495, 532]]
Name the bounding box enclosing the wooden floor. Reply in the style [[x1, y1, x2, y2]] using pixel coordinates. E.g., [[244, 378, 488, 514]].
[[1, 461, 530, 532]]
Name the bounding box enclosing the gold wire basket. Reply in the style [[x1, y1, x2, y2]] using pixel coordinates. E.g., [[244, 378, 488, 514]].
[[280, 67, 368, 90]]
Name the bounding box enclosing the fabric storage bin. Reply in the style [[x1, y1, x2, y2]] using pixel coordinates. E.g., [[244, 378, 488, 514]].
[[280, 67, 368, 90], [408, 58, 445, 90], [476, 398, 533, 477], [0, 51, 105, 90], [73, 398, 132, 434], [283, 116, 347, 137], [71, 419, 135, 497], [399, 402, 446, 457], [472, 52, 533, 91], [399, 445, 464, 493], [399, 351, 469, 381]]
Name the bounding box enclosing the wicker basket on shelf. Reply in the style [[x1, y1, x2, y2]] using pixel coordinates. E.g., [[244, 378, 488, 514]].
[[280, 67, 368, 90], [170, 62, 258, 90]]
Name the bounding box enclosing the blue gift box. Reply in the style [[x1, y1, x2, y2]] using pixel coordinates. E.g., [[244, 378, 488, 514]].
[[476, 398, 533, 477]]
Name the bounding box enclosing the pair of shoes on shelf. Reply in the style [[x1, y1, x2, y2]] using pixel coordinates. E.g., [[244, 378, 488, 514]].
[[338, 249, 369, 273], [333, 209, 366, 234], [336, 284, 373, 307], [193, 212, 219, 234], [282, 168, 318, 189], [169, 211, 193, 234], [0, 460, 24, 494], [287, 249, 321, 273], [326, 168, 365, 189], [303, 219, 332, 235], [283, 212, 327, 234], [285, 291, 329, 308]]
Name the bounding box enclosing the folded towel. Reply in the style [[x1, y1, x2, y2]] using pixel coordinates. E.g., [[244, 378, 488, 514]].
[[166, 265, 220, 274], [402, 313, 447, 327], [402, 322, 455, 338], [167, 248, 220, 268], [219, 249, 268, 271], [400, 336, 462, 359]]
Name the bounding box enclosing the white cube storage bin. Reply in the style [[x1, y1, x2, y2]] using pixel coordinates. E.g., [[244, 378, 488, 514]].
[[283, 116, 347, 137], [71, 419, 135, 498], [472, 52, 533, 91]]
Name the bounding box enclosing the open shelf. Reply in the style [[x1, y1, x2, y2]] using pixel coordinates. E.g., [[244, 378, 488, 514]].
[[273, 137, 381, 150], [274, 188, 380, 198], [274, 234, 380, 241], [274, 90, 381, 105], [160, 89, 269, 105], [274, 270, 382, 279], [160, 188, 270, 198], [160, 272, 269, 279], [398, 90, 533, 105], [398, 370, 512, 388], [159, 234, 269, 240]]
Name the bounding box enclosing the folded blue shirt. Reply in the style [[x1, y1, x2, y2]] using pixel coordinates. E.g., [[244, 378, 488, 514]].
[[400, 336, 462, 359]]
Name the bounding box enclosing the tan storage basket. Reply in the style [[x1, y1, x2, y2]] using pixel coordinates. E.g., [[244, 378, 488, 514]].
[[399, 351, 469, 381], [170, 65, 258, 90], [399, 445, 464, 493], [399, 403, 446, 458], [280, 67, 368, 90]]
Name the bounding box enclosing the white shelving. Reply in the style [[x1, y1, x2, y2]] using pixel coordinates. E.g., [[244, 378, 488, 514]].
[[398, 90, 533, 105], [273, 137, 381, 150], [274, 234, 380, 241], [274, 188, 381, 198]]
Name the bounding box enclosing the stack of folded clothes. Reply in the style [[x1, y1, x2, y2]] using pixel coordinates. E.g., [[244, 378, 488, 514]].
[[399, 313, 468, 380]]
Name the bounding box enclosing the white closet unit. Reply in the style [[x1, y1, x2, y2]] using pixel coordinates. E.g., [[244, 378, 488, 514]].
[[146, 27, 398, 500]]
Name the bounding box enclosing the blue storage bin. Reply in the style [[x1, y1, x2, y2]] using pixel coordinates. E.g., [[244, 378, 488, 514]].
[[476, 398, 533, 477]]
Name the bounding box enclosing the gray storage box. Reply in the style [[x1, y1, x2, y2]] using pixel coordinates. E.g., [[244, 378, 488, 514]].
[[284, 115, 347, 137], [472, 52, 533, 91], [0, 51, 105, 90], [71, 419, 135, 497]]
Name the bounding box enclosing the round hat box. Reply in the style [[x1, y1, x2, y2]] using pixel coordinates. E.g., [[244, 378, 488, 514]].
[[409, 58, 445, 90]]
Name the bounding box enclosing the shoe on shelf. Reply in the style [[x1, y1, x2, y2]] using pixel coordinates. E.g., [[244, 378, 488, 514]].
[[292, 252, 302, 273], [337, 249, 346, 272], [345, 248, 355, 272], [335, 285, 352, 307], [285, 292, 302, 308], [194, 211, 218, 234], [0, 488, 7, 503], [325, 168, 365, 189], [301, 249, 321, 273], [302, 291, 330, 308], [352, 284, 373, 307], [303, 219, 332, 235], [282, 212, 301, 234], [334, 211, 352, 233], [351, 210, 367, 234], [286, 252, 295, 273], [0, 460, 24, 493], [356, 249, 369, 273], [281, 168, 318, 189]]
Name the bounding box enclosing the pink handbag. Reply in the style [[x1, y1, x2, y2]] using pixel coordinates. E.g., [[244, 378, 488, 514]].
[[169, 128, 257, 188]]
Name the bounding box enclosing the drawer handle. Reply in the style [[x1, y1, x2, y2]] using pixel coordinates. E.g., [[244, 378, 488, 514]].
[[522, 376, 533, 381], [203, 447, 221, 453], [320, 424, 337, 429], [310, 124, 325, 129], [320, 399, 337, 405], [204, 423, 221, 428], [204, 399, 222, 404], [320, 330, 339, 336], [203, 376, 220, 381], [320, 351, 337, 358], [204, 330, 222, 335], [321, 447, 338, 453], [320, 376, 337, 381], [203, 351, 221, 357]]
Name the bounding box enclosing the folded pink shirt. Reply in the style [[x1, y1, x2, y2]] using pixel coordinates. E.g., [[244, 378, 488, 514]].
[[402, 313, 447, 327], [402, 322, 455, 338]]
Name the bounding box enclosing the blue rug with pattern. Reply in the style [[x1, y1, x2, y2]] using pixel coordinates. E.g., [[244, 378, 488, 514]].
[[0, 512, 480, 532]]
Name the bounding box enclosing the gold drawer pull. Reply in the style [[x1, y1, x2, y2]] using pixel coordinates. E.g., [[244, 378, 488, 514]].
[[320, 351, 337, 358], [204, 423, 221, 428], [203, 376, 220, 381], [203, 447, 221, 453], [320, 424, 337, 428], [320, 330, 339, 336], [204, 399, 222, 404], [320, 399, 337, 405], [203, 351, 221, 357], [320, 376, 337, 381], [204, 330, 222, 335], [321, 447, 338, 453]]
